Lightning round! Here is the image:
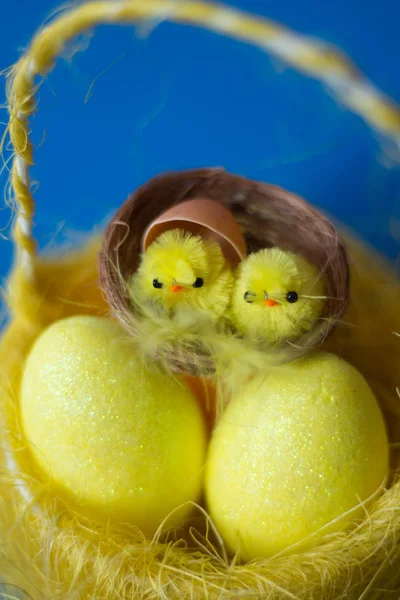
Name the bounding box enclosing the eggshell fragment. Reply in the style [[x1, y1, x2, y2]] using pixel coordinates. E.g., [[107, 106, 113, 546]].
[[142, 197, 246, 265]]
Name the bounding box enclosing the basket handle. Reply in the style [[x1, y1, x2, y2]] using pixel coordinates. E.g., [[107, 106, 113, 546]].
[[6, 0, 400, 284]]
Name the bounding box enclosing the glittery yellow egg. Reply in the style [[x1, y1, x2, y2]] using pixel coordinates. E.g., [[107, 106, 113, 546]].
[[205, 352, 389, 560], [21, 316, 207, 535]]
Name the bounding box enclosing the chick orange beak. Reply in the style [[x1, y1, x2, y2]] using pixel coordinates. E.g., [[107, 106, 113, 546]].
[[171, 284, 184, 293], [265, 299, 279, 307]]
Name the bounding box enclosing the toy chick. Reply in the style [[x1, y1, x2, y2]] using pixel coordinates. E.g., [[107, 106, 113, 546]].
[[231, 247, 326, 345], [129, 229, 234, 326]]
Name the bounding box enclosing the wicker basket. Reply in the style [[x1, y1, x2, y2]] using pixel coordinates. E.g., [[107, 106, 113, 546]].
[[2, 2, 400, 598]]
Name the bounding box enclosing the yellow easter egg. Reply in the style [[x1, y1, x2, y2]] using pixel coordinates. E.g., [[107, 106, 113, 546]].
[[205, 352, 388, 560], [21, 316, 206, 535]]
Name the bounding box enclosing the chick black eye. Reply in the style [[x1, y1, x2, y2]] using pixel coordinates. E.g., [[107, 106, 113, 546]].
[[153, 279, 163, 289], [286, 291, 298, 303], [193, 277, 204, 288], [244, 291, 256, 303]]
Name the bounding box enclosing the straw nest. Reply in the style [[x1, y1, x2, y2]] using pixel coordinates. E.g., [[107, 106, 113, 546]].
[[1, 233, 400, 599], [99, 168, 350, 376]]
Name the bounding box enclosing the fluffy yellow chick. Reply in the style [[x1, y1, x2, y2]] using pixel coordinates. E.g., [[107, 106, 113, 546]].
[[231, 248, 326, 345], [129, 229, 233, 324]]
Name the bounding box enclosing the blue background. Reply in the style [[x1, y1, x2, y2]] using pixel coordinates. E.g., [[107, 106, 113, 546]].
[[1, 0, 400, 285]]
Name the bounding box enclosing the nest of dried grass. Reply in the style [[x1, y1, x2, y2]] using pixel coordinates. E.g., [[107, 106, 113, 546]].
[[100, 168, 350, 376]]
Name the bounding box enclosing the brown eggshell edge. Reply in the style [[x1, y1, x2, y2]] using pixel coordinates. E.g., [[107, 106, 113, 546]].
[[142, 197, 247, 265]]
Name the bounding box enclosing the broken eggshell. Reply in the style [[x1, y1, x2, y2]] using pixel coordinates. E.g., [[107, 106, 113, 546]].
[[142, 197, 246, 266]]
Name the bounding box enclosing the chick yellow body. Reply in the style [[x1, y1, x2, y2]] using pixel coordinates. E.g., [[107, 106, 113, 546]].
[[231, 247, 326, 345], [130, 229, 233, 324], [21, 316, 207, 535]]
